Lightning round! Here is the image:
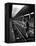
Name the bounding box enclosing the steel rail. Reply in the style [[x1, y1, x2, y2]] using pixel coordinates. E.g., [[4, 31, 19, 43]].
[[15, 24, 27, 41]]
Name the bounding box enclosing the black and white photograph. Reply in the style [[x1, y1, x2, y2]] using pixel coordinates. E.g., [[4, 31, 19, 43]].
[[5, 3, 35, 43]]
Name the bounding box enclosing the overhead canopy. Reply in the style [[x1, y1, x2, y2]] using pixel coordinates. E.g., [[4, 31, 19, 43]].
[[12, 4, 34, 19]]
